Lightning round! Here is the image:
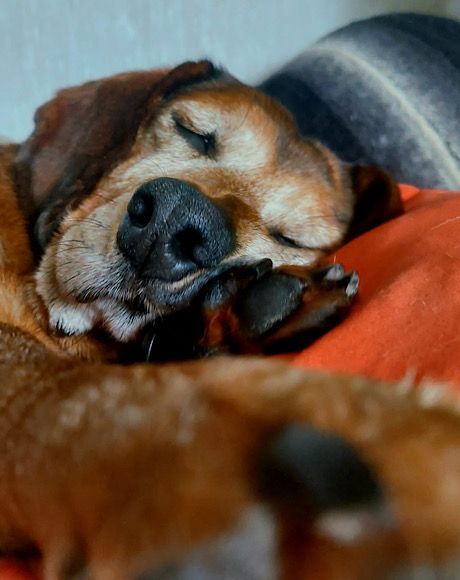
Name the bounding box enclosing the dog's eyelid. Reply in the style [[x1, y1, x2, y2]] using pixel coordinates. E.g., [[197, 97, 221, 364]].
[[269, 229, 325, 252], [269, 230, 303, 249], [172, 113, 216, 157]]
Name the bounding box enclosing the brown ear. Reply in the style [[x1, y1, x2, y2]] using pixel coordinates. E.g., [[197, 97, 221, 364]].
[[14, 60, 220, 251], [346, 165, 403, 240]]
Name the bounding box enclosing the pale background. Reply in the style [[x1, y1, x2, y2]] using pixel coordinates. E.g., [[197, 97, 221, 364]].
[[1, 0, 459, 141]]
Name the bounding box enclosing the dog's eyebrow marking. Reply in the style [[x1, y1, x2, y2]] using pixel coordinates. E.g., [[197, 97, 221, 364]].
[[172, 112, 216, 157]]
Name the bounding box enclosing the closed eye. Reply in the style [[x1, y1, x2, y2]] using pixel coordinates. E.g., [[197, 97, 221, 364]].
[[270, 230, 327, 252], [173, 113, 216, 157], [270, 230, 303, 249]]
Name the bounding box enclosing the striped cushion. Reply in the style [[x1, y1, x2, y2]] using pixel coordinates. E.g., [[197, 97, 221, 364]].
[[259, 13, 460, 189]]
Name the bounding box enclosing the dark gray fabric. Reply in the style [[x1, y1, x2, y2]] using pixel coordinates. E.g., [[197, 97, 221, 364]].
[[259, 13, 460, 189]]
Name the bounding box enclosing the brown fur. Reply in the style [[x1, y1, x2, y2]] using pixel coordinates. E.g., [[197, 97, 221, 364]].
[[0, 62, 457, 579]]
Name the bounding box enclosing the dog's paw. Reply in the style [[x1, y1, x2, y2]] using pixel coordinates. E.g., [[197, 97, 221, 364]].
[[138, 262, 358, 360], [233, 263, 359, 353]]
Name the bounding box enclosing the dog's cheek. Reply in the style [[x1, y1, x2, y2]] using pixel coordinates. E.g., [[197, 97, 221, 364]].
[[34, 230, 97, 336], [51, 199, 128, 300], [64, 193, 129, 254]]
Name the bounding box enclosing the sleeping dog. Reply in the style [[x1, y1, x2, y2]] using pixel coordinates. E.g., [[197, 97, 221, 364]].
[[0, 61, 459, 579], [17, 60, 401, 359]]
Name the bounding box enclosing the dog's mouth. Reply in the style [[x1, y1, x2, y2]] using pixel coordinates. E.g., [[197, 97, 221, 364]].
[[72, 256, 266, 309], [136, 257, 269, 307]]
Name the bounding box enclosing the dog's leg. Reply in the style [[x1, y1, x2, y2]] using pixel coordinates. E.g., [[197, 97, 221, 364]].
[[0, 325, 459, 578], [202, 263, 359, 355]]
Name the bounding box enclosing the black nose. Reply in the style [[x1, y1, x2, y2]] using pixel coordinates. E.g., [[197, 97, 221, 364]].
[[117, 178, 235, 281]]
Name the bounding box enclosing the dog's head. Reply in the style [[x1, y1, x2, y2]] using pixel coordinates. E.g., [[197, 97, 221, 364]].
[[15, 60, 401, 342]]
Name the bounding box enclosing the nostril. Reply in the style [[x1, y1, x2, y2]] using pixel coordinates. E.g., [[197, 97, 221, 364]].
[[127, 191, 154, 228], [171, 227, 205, 266]]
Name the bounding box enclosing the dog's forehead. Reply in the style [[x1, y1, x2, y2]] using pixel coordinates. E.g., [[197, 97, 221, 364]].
[[162, 82, 296, 134]]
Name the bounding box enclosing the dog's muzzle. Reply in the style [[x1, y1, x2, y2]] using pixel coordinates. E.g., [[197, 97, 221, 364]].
[[117, 177, 235, 282]]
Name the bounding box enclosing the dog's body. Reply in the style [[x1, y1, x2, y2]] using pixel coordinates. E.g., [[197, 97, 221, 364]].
[[0, 62, 459, 579]]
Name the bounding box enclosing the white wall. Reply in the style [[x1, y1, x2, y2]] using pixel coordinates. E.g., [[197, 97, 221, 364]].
[[1, 0, 458, 141]]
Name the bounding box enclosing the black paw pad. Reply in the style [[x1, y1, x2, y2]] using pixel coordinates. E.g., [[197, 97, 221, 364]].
[[235, 273, 306, 338]]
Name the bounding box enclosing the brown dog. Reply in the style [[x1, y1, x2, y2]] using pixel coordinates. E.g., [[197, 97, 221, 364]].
[[15, 60, 402, 357], [0, 61, 459, 579]]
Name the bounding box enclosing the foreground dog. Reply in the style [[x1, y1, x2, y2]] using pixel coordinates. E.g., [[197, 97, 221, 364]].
[[0, 61, 459, 579]]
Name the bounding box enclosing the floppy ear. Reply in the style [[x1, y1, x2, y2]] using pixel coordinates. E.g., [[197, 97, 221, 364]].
[[346, 165, 403, 240], [14, 60, 220, 251]]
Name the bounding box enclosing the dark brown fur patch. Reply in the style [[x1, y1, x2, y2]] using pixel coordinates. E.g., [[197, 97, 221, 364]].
[[347, 165, 403, 240]]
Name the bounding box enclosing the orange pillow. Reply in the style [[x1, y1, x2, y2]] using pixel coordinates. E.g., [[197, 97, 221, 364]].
[[293, 185, 460, 387]]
